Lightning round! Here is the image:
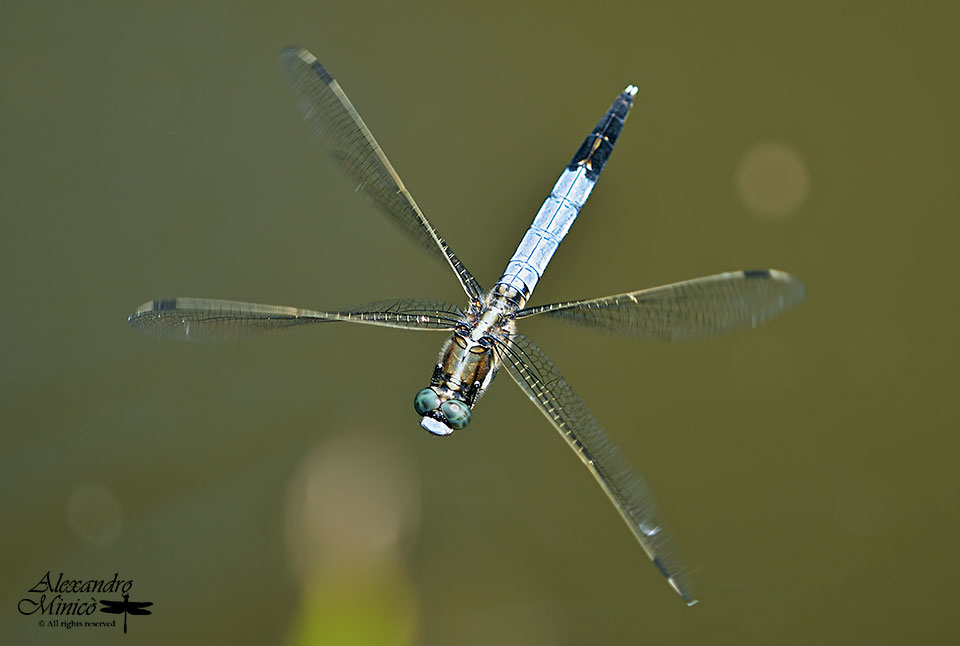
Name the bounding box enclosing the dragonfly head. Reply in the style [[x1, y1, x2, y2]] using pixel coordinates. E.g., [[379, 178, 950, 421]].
[[414, 387, 471, 435]]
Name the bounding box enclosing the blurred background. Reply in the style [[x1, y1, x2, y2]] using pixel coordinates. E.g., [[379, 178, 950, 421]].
[[1, 1, 956, 644]]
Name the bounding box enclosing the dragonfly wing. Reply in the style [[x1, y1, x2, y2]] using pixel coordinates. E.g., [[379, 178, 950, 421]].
[[516, 269, 804, 340], [280, 46, 483, 300], [496, 333, 696, 606], [128, 297, 462, 342], [98, 606, 125, 614]]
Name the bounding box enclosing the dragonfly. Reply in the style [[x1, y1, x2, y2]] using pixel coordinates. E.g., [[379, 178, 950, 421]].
[[99, 594, 153, 634], [129, 45, 805, 605]]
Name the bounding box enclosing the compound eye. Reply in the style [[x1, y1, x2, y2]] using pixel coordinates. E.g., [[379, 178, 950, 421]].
[[440, 399, 471, 430], [414, 388, 441, 415]]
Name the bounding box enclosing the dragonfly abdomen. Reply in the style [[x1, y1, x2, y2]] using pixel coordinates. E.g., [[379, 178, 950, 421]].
[[494, 86, 638, 303]]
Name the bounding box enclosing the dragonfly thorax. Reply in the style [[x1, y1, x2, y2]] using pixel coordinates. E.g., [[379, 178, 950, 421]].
[[414, 300, 516, 436]]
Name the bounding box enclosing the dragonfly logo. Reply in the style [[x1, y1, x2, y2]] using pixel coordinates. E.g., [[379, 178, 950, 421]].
[[99, 593, 153, 634]]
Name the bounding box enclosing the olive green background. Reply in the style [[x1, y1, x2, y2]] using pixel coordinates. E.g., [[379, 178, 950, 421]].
[[1, 1, 956, 644]]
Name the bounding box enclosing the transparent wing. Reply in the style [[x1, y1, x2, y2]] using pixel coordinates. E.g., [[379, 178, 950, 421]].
[[280, 46, 484, 300], [128, 297, 462, 342], [516, 269, 804, 341], [496, 333, 697, 606]]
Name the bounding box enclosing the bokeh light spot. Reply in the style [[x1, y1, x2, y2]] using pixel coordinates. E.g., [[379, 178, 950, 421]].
[[736, 140, 809, 218]]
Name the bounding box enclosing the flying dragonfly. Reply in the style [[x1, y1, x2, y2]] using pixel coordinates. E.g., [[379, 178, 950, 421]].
[[129, 46, 805, 605]]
